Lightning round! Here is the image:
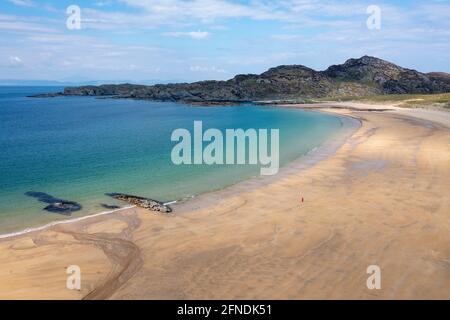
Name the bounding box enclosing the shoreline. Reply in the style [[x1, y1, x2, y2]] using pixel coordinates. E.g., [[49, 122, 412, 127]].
[[1, 103, 449, 299], [0, 110, 359, 241], [172, 112, 360, 214], [0, 205, 135, 241]]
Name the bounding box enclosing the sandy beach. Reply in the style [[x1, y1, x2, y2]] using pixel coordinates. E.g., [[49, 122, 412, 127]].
[[0, 103, 449, 300]]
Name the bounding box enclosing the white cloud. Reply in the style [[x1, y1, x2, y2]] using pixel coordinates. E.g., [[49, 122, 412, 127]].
[[0, 14, 59, 33], [1, 1, 450, 80], [163, 31, 210, 40], [94, 1, 113, 7], [80, 0, 288, 29], [7, 0, 34, 7], [8, 56, 23, 66], [271, 34, 304, 41], [190, 65, 227, 73], [120, 0, 287, 22], [0, 21, 56, 33]]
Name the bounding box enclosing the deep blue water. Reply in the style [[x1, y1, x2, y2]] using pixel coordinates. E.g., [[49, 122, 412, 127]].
[[0, 86, 345, 233]]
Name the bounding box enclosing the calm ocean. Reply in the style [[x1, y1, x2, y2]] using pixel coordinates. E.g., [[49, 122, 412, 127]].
[[0, 86, 346, 234]]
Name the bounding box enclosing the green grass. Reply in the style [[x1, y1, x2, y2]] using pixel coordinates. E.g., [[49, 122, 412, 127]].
[[318, 93, 450, 109]]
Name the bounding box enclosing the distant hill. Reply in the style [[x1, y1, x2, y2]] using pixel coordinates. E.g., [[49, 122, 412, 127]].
[[33, 56, 450, 103], [0, 79, 180, 86]]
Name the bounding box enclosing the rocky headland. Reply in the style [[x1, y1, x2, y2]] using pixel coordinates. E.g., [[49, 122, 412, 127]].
[[30, 56, 450, 103]]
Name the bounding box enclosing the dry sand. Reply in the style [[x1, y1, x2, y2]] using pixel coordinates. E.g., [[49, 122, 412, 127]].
[[0, 103, 449, 300]]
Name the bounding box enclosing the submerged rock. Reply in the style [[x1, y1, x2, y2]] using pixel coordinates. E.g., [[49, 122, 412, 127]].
[[106, 193, 172, 213], [101, 203, 121, 210], [25, 191, 82, 215], [44, 201, 82, 215]]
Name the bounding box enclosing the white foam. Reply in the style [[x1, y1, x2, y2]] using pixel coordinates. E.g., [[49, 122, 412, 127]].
[[0, 205, 136, 240], [163, 200, 178, 206]]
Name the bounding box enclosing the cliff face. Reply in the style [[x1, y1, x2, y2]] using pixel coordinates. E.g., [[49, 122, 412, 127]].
[[58, 56, 450, 102]]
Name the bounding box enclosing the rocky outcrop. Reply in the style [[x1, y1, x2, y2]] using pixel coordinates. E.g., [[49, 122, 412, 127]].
[[25, 191, 82, 215], [32, 56, 450, 102], [324, 56, 450, 94], [427, 72, 450, 81], [324, 56, 406, 84], [106, 193, 172, 213]]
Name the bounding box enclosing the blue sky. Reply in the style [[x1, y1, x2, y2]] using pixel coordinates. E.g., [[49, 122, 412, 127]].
[[1, 0, 449, 83]]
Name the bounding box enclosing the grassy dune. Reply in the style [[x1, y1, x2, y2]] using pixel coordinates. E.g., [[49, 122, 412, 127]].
[[321, 93, 450, 109]]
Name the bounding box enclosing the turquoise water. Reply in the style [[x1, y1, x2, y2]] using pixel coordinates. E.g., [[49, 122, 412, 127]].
[[0, 86, 345, 234]]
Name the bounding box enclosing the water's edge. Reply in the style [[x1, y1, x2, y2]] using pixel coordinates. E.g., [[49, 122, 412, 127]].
[[173, 110, 360, 213]]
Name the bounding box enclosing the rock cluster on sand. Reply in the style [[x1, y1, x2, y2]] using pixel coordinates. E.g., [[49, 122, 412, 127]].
[[106, 193, 172, 213]]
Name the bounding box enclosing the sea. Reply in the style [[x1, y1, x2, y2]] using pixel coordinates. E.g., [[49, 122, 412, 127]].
[[0, 86, 349, 234]]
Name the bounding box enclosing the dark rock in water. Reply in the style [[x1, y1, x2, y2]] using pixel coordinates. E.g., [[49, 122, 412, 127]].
[[25, 191, 82, 215], [44, 201, 82, 215], [25, 191, 56, 203], [101, 203, 121, 210], [106, 193, 172, 213]]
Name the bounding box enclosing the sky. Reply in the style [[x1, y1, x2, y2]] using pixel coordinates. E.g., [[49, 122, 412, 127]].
[[0, 0, 449, 83]]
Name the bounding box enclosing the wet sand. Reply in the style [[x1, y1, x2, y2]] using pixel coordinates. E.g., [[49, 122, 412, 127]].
[[0, 103, 449, 299]]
